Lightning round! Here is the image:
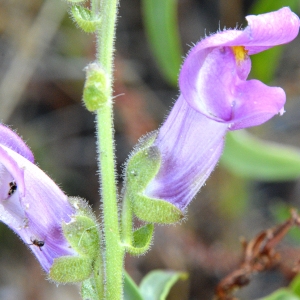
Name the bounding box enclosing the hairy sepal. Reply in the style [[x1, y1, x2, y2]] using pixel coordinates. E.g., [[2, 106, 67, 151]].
[[49, 197, 101, 284], [125, 224, 154, 255], [125, 133, 183, 224], [71, 5, 101, 33]]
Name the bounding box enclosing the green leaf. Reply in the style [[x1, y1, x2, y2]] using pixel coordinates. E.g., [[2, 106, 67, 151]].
[[124, 270, 143, 300], [221, 131, 300, 181], [50, 256, 93, 283], [290, 274, 300, 296], [141, 0, 182, 86], [139, 270, 188, 300], [249, 0, 299, 84], [71, 5, 101, 33], [124, 223, 154, 255], [260, 288, 300, 300]]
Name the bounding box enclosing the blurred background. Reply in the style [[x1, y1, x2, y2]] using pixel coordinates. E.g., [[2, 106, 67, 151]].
[[1, 0, 300, 299]]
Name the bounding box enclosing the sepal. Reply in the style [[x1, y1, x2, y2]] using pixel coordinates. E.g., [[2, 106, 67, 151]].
[[83, 62, 109, 111], [124, 224, 154, 256], [49, 256, 93, 283], [62, 215, 100, 258], [70, 5, 101, 33], [49, 197, 101, 284], [124, 133, 183, 224]]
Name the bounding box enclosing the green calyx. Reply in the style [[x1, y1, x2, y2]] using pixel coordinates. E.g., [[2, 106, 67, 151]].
[[65, 198, 101, 259], [70, 5, 101, 33], [62, 215, 100, 257], [124, 132, 183, 224], [49, 197, 101, 284], [83, 62, 109, 111]]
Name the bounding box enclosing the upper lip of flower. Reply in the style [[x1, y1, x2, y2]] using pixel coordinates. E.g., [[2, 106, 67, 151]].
[[179, 7, 299, 130]]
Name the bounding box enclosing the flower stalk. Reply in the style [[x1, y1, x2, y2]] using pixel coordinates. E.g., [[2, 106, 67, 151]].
[[92, 0, 124, 299]]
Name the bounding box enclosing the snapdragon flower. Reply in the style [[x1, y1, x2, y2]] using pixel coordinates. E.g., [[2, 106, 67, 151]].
[[144, 8, 300, 212], [0, 124, 76, 272]]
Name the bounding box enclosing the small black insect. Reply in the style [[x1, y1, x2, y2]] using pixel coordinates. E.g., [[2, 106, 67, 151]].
[[28, 238, 45, 251], [8, 181, 17, 196]]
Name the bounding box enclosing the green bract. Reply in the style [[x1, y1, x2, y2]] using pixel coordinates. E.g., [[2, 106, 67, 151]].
[[83, 63, 109, 111]]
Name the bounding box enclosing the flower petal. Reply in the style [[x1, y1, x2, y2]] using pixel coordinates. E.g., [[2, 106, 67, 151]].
[[244, 7, 300, 54], [228, 79, 285, 130], [0, 124, 34, 163], [145, 96, 227, 211], [0, 146, 25, 198], [0, 144, 76, 272]]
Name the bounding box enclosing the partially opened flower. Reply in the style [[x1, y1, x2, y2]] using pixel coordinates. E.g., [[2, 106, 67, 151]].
[[143, 8, 300, 212], [0, 124, 76, 272]]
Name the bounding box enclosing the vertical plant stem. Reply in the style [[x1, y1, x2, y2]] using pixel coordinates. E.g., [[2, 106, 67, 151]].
[[92, 0, 124, 299]]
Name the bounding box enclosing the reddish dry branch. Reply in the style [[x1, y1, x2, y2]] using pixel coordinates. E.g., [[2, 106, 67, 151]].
[[214, 209, 300, 300]]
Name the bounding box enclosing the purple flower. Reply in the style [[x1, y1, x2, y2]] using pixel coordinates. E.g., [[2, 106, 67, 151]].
[[0, 124, 76, 272], [144, 8, 300, 212]]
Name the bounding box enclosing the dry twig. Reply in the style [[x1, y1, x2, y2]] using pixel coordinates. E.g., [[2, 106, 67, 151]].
[[214, 209, 300, 300]]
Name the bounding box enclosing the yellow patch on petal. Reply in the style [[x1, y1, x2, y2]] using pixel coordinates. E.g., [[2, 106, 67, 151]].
[[231, 46, 248, 64]]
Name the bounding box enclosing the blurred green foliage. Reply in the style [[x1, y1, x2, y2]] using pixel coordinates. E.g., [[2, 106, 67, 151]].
[[124, 270, 187, 300], [261, 274, 300, 299], [139, 270, 188, 300], [141, 0, 182, 86], [222, 131, 300, 181], [124, 271, 144, 300]]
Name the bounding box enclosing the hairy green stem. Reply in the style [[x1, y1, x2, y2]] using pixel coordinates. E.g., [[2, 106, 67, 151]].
[[92, 0, 124, 299]]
